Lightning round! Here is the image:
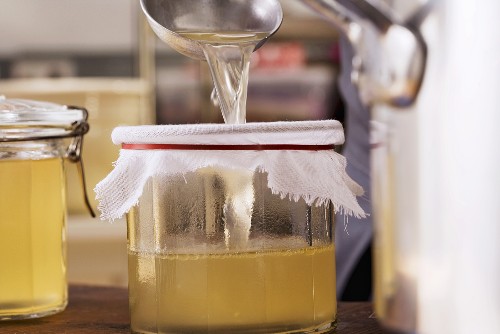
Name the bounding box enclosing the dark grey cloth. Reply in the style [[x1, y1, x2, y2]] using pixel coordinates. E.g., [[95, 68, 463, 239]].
[[335, 36, 373, 297]]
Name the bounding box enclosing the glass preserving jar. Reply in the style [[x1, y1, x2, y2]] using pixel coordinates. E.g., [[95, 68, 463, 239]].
[[128, 169, 336, 334], [95, 120, 365, 334], [0, 97, 91, 320]]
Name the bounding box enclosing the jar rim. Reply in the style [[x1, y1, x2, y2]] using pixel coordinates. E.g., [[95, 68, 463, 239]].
[[111, 120, 345, 146]]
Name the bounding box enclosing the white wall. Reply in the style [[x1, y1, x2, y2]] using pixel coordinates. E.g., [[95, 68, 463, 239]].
[[0, 0, 326, 57], [0, 0, 137, 55]]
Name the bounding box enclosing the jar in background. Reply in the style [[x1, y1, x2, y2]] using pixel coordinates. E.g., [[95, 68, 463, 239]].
[[0, 97, 91, 320]]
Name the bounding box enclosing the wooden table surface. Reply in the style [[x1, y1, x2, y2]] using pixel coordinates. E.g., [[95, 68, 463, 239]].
[[0, 285, 384, 333]]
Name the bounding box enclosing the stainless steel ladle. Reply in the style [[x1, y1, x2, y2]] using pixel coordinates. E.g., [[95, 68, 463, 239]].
[[140, 0, 283, 61], [299, 0, 430, 107]]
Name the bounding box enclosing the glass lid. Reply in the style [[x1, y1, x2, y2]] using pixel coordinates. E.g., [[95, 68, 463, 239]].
[[0, 96, 89, 141]]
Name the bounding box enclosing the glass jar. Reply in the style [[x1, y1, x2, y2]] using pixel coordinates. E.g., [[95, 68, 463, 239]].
[[0, 97, 90, 320], [95, 120, 365, 334], [127, 168, 336, 334]]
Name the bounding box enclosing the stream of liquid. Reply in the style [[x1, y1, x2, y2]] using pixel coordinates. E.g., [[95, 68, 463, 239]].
[[177, 31, 268, 124], [176, 32, 267, 245]]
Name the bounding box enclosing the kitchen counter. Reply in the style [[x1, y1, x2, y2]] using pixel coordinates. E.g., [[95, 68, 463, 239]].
[[0, 285, 383, 333]]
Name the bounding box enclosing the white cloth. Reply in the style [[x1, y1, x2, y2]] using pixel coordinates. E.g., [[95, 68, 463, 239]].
[[95, 120, 366, 221], [110, 119, 344, 145]]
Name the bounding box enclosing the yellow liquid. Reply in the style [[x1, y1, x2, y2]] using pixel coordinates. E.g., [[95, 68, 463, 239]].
[[0, 158, 67, 319], [129, 244, 336, 333]]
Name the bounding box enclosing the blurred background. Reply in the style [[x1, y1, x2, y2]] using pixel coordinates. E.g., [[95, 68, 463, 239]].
[[0, 0, 343, 287]]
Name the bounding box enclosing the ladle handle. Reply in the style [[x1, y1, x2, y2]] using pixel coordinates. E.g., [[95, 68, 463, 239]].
[[300, 0, 356, 37], [301, 0, 396, 39], [338, 0, 393, 31]]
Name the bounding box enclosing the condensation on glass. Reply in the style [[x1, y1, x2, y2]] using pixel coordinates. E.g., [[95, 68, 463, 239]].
[[127, 168, 337, 334]]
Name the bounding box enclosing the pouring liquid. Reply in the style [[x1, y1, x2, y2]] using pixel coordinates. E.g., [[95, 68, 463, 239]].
[[177, 31, 268, 124], [177, 32, 266, 246]]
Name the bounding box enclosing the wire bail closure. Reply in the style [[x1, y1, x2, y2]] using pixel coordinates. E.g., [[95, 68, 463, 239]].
[[0, 105, 95, 218], [65, 106, 96, 218]]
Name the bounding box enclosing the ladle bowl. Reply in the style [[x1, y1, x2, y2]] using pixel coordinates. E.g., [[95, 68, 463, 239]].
[[140, 0, 283, 60]]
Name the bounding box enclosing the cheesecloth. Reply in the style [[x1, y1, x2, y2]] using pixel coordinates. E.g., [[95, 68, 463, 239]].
[[95, 120, 366, 221]]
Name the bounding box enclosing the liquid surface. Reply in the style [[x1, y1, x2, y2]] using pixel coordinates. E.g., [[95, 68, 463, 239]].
[[0, 158, 67, 319], [178, 31, 268, 124], [129, 244, 336, 333]]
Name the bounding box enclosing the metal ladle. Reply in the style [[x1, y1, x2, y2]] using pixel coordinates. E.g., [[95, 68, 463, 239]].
[[299, 0, 428, 107], [140, 0, 283, 61]]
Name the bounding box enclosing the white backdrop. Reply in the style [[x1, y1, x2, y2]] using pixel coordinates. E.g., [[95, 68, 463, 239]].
[[0, 0, 137, 56]]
